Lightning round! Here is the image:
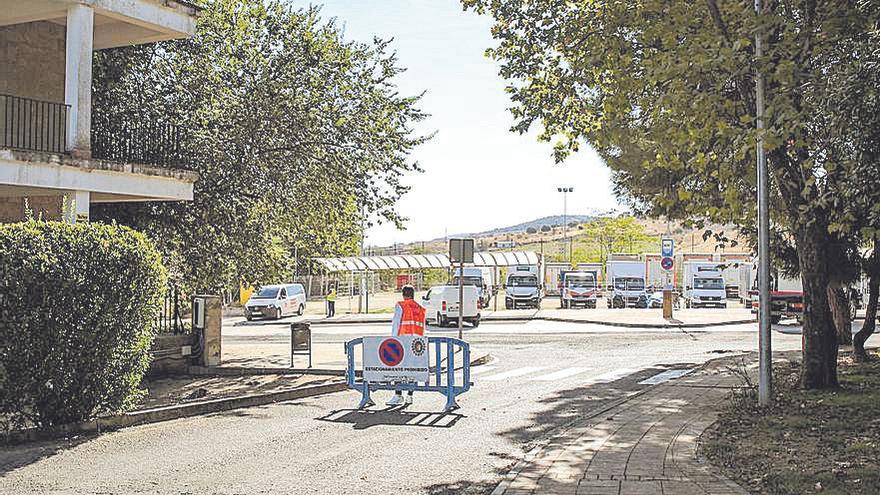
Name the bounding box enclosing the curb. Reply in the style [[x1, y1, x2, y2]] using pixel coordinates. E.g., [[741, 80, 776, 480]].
[[2, 381, 347, 445], [306, 315, 756, 329]]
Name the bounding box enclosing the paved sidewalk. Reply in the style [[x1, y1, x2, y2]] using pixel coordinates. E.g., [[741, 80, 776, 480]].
[[495, 361, 748, 495]]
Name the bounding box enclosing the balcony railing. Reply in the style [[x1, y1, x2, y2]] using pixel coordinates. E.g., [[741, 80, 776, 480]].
[[0, 94, 69, 154], [91, 112, 188, 168]]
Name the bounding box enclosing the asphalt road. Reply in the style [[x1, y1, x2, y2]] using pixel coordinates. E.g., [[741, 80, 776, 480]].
[[0, 321, 804, 495]]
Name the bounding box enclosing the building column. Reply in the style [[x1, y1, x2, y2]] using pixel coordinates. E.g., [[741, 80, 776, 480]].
[[65, 4, 94, 157], [63, 190, 90, 223]]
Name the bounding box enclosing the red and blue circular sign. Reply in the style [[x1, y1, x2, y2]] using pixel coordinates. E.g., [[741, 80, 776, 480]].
[[661, 256, 674, 271], [378, 338, 405, 366]]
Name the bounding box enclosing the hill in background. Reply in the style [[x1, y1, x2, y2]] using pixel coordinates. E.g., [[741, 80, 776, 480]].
[[437, 214, 593, 240]]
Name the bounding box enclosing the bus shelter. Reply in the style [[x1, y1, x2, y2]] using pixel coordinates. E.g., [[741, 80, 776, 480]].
[[312, 251, 541, 314]]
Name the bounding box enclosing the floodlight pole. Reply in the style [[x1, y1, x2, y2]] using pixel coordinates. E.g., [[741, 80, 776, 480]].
[[755, 0, 772, 407]]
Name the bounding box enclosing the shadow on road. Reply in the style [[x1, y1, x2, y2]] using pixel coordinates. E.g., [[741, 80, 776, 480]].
[[317, 407, 465, 430], [0, 436, 91, 476]]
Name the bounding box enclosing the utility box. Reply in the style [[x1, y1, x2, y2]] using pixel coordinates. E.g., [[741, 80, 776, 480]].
[[291, 322, 312, 368], [192, 295, 222, 367]]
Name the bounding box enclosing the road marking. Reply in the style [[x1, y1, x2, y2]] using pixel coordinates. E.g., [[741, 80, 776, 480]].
[[483, 366, 546, 381], [584, 368, 640, 384], [531, 367, 590, 381], [638, 368, 695, 385], [469, 366, 497, 375]]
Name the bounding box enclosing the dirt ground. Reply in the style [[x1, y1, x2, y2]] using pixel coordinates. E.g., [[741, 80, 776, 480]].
[[702, 350, 880, 495]]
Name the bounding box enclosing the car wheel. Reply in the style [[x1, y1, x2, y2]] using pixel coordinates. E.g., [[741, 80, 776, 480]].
[[439, 313, 448, 327], [771, 314, 782, 324], [471, 314, 481, 328], [245, 314, 253, 321], [297, 304, 304, 316]]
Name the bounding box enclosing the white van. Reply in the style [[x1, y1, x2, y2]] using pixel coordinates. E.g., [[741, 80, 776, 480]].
[[244, 283, 306, 320], [421, 285, 481, 327]]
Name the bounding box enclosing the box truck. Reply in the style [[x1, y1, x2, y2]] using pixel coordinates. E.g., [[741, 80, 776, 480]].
[[543, 262, 571, 296], [452, 267, 496, 307], [560, 270, 599, 308], [605, 260, 648, 308], [682, 262, 728, 308], [505, 265, 542, 309]]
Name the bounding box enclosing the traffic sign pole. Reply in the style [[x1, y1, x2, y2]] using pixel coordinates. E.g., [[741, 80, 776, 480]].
[[661, 239, 675, 320]]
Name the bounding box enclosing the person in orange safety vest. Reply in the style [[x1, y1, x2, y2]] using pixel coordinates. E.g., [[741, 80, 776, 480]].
[[386, 285, 426, 406]]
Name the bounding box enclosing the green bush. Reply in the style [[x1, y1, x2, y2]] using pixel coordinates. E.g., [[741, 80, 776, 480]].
[[0, 220, 166, 431]]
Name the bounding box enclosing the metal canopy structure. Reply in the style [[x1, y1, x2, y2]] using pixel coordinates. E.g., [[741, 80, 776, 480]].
[[314, 251, 540, 273]]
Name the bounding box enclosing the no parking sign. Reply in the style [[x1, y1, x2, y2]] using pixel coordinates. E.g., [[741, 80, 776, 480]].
[[363, 336, 429, 383]]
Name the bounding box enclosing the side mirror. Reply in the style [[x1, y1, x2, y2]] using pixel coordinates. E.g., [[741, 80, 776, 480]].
[[686, 286, 692, 290], [421, 295, 428, 301]]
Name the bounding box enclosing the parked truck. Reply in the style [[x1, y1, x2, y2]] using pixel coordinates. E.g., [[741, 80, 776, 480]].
[[682, 262, 728, 308], [505, 265, 543, 309], [543, 262, 571, 296], [747, 263, 804, 323], [560, 270, 599, 308], [605, 260, 648, 308], [452, 266, 496, 308]]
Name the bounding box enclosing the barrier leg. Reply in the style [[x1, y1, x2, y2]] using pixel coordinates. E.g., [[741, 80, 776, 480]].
[[357, 383, 374, 409], [444, 341, 459, 412]]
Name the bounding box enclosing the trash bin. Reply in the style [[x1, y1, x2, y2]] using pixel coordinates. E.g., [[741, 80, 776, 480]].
[[291, 322, 311, 368]]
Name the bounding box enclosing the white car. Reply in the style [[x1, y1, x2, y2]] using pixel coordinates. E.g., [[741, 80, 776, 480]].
[[422, 285, 481, 327], [244, 284, 306, 320]]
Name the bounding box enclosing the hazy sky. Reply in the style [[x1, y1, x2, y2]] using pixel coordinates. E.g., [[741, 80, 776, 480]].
[[294, 0, 620, 246]]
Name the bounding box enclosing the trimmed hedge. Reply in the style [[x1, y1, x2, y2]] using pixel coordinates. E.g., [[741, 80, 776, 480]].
[[0, 220, 166, 431]]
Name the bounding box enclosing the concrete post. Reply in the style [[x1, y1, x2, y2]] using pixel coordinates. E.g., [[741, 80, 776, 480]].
[[65, 4, 94, 157], [63, 190, 90, 223], [196, 295, 222, 367]]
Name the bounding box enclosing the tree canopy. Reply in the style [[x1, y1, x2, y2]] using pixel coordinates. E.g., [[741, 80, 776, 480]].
[[463, 0, 880, 387], [92, 0, 428, 292]]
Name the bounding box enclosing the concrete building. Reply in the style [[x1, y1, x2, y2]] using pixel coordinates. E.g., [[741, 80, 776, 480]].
[[0, 0, 200, 222]]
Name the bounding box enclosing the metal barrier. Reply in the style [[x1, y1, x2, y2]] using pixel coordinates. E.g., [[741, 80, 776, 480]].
[[345, 336, 471, 412]]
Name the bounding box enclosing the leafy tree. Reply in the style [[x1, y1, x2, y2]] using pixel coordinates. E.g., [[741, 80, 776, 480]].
[[540, 225, 551, 233], [91, 0, 427, 293], [463, 0, 880, 388], [578, 217, 654, 265], [526, 226, 538, 234]]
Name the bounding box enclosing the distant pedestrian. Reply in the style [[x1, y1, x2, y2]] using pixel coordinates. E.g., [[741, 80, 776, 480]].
[[326, 286, 337, 318], [386, 285, 426, 406]]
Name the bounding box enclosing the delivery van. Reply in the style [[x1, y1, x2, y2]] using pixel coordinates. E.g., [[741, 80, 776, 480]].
[[244, 283, 306, 320], [422, 285, 481, 327]]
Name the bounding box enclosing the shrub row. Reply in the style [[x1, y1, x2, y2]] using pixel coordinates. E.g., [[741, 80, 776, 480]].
[[0, 220, 166, 431]]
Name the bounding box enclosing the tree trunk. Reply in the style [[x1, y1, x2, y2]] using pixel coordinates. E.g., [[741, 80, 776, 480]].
[[854, 239, 880, 362], [827, 284, 853, 345], [797, 223, 839, 389]]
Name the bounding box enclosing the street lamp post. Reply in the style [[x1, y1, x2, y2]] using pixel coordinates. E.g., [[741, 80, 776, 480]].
[[558, 187, 574, 264], [755, 0, 772, 407]]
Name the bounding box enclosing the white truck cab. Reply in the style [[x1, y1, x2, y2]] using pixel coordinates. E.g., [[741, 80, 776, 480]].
[[560, 271, 598, 308], [606, 261, 648, 308], [683, 262, 728, 308], [452, 267, 494, 307], [505, 265, 542, 309]]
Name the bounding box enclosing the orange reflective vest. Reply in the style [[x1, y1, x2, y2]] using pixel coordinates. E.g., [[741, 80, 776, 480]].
[[396, 299, 426, 336]]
